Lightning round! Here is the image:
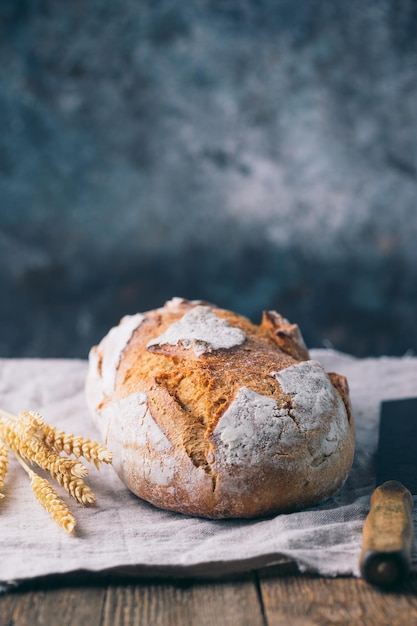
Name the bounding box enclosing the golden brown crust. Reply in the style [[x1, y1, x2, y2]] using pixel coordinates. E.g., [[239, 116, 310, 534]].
[[327, 372, 353, 424], [260, 310, 310, 361], [85, 297, 355, 518]]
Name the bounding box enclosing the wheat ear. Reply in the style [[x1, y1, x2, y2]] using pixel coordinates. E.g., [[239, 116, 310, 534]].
[[13, 411, 112, 467], [0, 407, 112, 532], [30, 473, 77, 534], [15, 453, 76, 534], [40, 423, 113, 468], [0, 414, 88, 478], [55, 472, 96, 505]]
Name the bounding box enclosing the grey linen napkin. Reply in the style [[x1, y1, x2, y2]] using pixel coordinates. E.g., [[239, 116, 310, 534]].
[[0, 350, 416, 589]]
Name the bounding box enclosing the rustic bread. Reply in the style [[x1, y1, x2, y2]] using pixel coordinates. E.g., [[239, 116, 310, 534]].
[[85, 297, 355, 518]]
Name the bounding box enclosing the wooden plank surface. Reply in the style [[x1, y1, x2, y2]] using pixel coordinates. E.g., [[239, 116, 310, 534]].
[[258, 570, 417, 626], [102, 576, 264, 626], [1, 573, 417, 626], [0, 587, 106, 626]]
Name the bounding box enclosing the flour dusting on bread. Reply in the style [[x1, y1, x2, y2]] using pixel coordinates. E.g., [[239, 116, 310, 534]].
[[271, 360, 349, 461], [100, 313, 144, 395], [212, 387, 299, 466], [100, 392, 176, 487], [147, 305, 246, 355]]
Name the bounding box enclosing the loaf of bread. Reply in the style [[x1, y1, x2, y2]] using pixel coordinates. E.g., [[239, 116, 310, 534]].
[[86, 297, 355, 518]]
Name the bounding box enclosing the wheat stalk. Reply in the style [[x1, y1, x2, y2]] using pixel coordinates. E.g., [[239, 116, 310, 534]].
[[0, 415, 88, 478], [0, 441, 8, 499], [0, 408, 112, 533], [14, 411, 113, 468]]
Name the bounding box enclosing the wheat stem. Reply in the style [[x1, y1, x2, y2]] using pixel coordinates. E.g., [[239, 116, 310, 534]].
[[0, 440, 8, 499], [13, 450, 35, 475]]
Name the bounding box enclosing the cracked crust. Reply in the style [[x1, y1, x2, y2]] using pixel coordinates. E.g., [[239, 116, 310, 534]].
[[85, 297, 355, 518]]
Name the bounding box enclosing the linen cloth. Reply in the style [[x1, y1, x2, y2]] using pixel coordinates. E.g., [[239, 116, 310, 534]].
[[0, 350, 416, 590]]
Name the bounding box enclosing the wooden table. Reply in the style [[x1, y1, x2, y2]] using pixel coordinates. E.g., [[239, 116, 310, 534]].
[[2, 566, 417, 625]]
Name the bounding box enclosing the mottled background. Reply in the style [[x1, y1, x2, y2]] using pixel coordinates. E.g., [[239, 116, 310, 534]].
[[1, 0, 416, 359]]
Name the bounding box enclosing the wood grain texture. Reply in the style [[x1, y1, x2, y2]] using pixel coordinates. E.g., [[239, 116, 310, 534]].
[[0, 591, 16, 626], [102, 576, 265, 626], [258, 570, 417, 626], [1, 574, 417, 626], [2, 587, 106, 626]]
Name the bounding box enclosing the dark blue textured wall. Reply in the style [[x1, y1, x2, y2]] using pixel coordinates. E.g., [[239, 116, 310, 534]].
[[1, 1, 416, 358]]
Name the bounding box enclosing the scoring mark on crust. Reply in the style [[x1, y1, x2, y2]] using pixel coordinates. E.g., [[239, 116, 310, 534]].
[[147, 305, 246, 356]]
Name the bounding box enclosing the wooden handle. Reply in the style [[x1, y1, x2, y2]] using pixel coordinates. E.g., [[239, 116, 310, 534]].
[[360, 480, 414, 586]]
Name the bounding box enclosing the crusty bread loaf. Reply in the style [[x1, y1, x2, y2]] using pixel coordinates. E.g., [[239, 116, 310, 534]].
[[85, 297, 355, 518]]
